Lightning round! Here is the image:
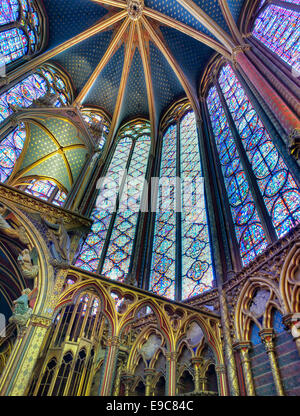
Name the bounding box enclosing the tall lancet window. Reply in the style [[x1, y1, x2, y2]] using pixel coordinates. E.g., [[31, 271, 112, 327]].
[[75, 120, 151, 283], [252, 1, 300, 69], [0, 64, 72, 184], [206, 63, 300, 266], [0, 0, 44, 65], [149, 103, 214, 301]]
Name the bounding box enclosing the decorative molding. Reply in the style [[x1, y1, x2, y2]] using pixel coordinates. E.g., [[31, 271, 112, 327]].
[[0, 183, 92, 227]]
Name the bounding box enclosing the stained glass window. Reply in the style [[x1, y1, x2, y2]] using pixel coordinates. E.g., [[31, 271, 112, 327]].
[[0, 65, 72, 188], [149, 124, 177, 300], [149, 106, 214, 300], [75, 121, 151, 283], [0, 0, 42, 64], [0, 0, 19, 26], [0, 123, 25, 182], [0, 65, 71, 125], [206, 87, 268, 265], [219, 64, 300, 238], [21, 178, 67, 206], [180, 112, 214, 298], [81, 109, 110, 150], [252, 4, 300, 69]]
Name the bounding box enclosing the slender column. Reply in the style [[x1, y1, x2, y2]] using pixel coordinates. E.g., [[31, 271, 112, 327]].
[[112, 355, 125, 396], [122, 373, 135, 396], [0, 315, 51, 396], [165, 352, 177, 396], [260, 329, 284, 396], [218, 288, 240, 396], [191, 357, 203, 393], [247, 36, 300, 91], [234, 50, 300, 136], [215, 364, 227, 396], [245, 43, 300, 116], [99, 336, 120, 396], [233, 341, 255, 396], [66, 150, 101, 211], [144, 368, 157, 396], [199, 377, 208, 392], [283, 313, 300, 357], [215, 77, 277, 244]]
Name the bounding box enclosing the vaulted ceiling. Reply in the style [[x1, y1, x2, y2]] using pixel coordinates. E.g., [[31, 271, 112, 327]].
[[40, 0, 246, 140]]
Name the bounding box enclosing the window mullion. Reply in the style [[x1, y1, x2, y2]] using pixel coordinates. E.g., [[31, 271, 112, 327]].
[[215, 78, 277, 244]]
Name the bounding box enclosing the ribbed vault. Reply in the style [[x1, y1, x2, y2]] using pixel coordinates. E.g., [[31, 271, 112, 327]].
[[5, 0, 247, 146]]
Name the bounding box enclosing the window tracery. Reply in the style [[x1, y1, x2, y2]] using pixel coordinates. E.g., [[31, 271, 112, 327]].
[[18, 178, 67, 207], [149, 104, 214, 300], [252, 3, 300, 70], [0, 0, 43, 65], [206, 63, 300, 265], [75, 120, 151, 283]]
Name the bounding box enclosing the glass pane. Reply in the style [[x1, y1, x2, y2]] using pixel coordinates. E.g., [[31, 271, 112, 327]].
[[219, 64, 300, 238], [206, 86, 268, 265], [180, 111, 214, 299], [149, 125, 177, 300]]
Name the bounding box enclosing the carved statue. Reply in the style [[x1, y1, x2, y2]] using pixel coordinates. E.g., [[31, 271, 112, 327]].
[[44, 217, 70, 266], [0, 207, 29, 245], [18, 248, 39, 279], [9, 289, 33, 329]]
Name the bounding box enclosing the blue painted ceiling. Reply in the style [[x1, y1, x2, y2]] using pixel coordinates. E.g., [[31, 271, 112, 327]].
[[42, 0, 246, 128]]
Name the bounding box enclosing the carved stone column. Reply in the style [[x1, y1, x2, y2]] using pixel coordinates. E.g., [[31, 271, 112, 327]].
[[234, 50, 299, 137], [99, 336, 120, 396], [122, 373, 135, 396], [144, 368, 157, 396], [283, 313, 300, 357], [0, 314, 52, 396], [233, 341, 255, 396], [191, 357, 203, 393], [260, 329, 284, 396], [113, 352, 126, 396], [218, 288, 240, 396], [215, 364, 227, 396], [166, 352, 177, 396]]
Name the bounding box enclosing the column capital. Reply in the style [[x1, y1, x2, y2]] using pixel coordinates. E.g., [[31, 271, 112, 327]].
[[191, 357, 204, 367], [106, 336, 121, 348], [166, 351, 177, 361], [231, 44, 252, 67], [259, 328, 275, 353], [215, 364, 226, 374], [232, 340, 252, 352]]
